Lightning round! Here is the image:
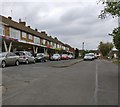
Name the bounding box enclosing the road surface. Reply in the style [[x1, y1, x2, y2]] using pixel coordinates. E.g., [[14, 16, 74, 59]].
[[2, 59, 118, 105]]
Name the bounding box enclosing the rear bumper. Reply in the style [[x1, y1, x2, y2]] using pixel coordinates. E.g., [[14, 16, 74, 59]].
[[84, 58, 92, 61]]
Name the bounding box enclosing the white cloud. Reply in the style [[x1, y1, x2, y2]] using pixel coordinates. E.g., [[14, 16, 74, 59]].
[[0, 0, 118, 50]]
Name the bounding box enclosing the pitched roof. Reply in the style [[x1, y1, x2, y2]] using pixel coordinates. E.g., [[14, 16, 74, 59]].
[[0, 15, 73, 48]]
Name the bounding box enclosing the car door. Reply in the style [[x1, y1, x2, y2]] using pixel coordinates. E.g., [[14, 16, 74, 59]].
[[5, 53, 14, 65], [26, 52, 33, 62], [6, 53, 17, 65]]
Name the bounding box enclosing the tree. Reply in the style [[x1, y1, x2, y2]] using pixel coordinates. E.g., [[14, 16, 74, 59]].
[[99, 1, 120, 19], [75, 48, 79, 59], [98, 42, 113, 57], [99, 0, 120, 59], [109, 27, 120, 51]]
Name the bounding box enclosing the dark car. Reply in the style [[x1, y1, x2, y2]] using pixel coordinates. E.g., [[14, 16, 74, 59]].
[[35, 53, 47, 62]]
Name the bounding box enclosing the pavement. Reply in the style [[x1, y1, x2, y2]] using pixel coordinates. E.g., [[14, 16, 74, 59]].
[[2, 59, 118, 105]]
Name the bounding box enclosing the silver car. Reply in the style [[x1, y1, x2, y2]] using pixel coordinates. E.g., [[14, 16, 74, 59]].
[[50, 54, 61, 61], [0, 52, 20, 68], [14, 51, 35, 64]]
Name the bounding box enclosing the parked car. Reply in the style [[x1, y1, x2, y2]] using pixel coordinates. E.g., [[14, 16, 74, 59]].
[[14, 51, 35, 64], [68, 54, 73, 59], [88, 53, 95, 60], [35, 53, 47, 62], [61, 54, 69, 60], [84, 54, 93, 61], [0, 52, 20, 68], [50, 54, 61, 61]]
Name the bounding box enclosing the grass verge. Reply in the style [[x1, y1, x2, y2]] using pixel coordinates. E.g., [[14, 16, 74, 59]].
[[113, 60, 120, 64]]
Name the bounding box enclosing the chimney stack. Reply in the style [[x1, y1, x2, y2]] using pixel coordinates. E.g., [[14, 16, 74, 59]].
[[35, 28, 38, 31], [19, 19, 26, 26], [54, 37, 58, 40], [8, 16, 12, 20], [41, 31, 46, 34], [19, 18, 21, 22], [28, 26, 30, 28]]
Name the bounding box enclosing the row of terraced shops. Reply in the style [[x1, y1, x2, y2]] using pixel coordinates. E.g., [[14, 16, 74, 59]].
[[0, 15, 75, 56]]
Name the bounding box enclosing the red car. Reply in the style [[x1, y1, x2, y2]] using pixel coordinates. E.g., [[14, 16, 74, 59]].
[[61, 54, 69, 60]]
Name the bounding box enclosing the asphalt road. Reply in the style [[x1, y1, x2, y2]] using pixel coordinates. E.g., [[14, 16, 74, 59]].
[[2, 59, 118, 105]]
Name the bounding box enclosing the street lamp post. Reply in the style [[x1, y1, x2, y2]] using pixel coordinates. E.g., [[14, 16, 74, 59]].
[[82, 42, 84, 50]]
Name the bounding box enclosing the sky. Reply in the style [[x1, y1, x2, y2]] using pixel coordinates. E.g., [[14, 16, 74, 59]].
[[0, 0, 118, 50]]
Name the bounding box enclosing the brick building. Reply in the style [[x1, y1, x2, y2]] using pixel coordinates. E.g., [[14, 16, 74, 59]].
[[0, 15, 75, 55]]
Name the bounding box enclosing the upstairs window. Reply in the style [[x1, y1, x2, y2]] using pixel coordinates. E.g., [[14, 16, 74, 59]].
[[10, 28, 20, 39], [0, 24, 5, 35], [28, 34, 33, 40], [34, 36, 40, 44], [22, 32, 27, 38], [42, 39, 46, 45]]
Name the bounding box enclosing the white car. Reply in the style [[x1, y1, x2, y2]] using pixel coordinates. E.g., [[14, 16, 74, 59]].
[[88, 53, 95, 59], [84, 54, 93, 61], [68, 54, 73, 59], [50, 54, 61, 61]]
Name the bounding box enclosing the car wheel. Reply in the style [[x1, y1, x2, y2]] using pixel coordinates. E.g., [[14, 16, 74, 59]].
[[15, 60, 19, 66], [25, 60, 29, 64], [44, 59, 47, 62], [33, 60, 35, 64], [1, 61, 6, 68]]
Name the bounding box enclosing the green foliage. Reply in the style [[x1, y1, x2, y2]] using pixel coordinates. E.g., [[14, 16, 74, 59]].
[[109, 27, 120, 51], [99, 1, 120, 19], [80, 50, 91, 58], [75, 48, 79, 58], [113, 60, 120, 64], [98, 42, 113, 57], [80, 50, 86, 58], [99, 0, 120, 58]]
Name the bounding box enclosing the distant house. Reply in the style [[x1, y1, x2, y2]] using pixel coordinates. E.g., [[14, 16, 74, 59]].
[[109, 50, 119, 59]]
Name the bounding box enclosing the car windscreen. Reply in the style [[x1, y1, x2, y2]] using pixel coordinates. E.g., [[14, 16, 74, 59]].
[[37, 54, 43, 57], [53, 54, 59, 56], [26, 52, 32, 56], [85, 54, 91, 56]]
